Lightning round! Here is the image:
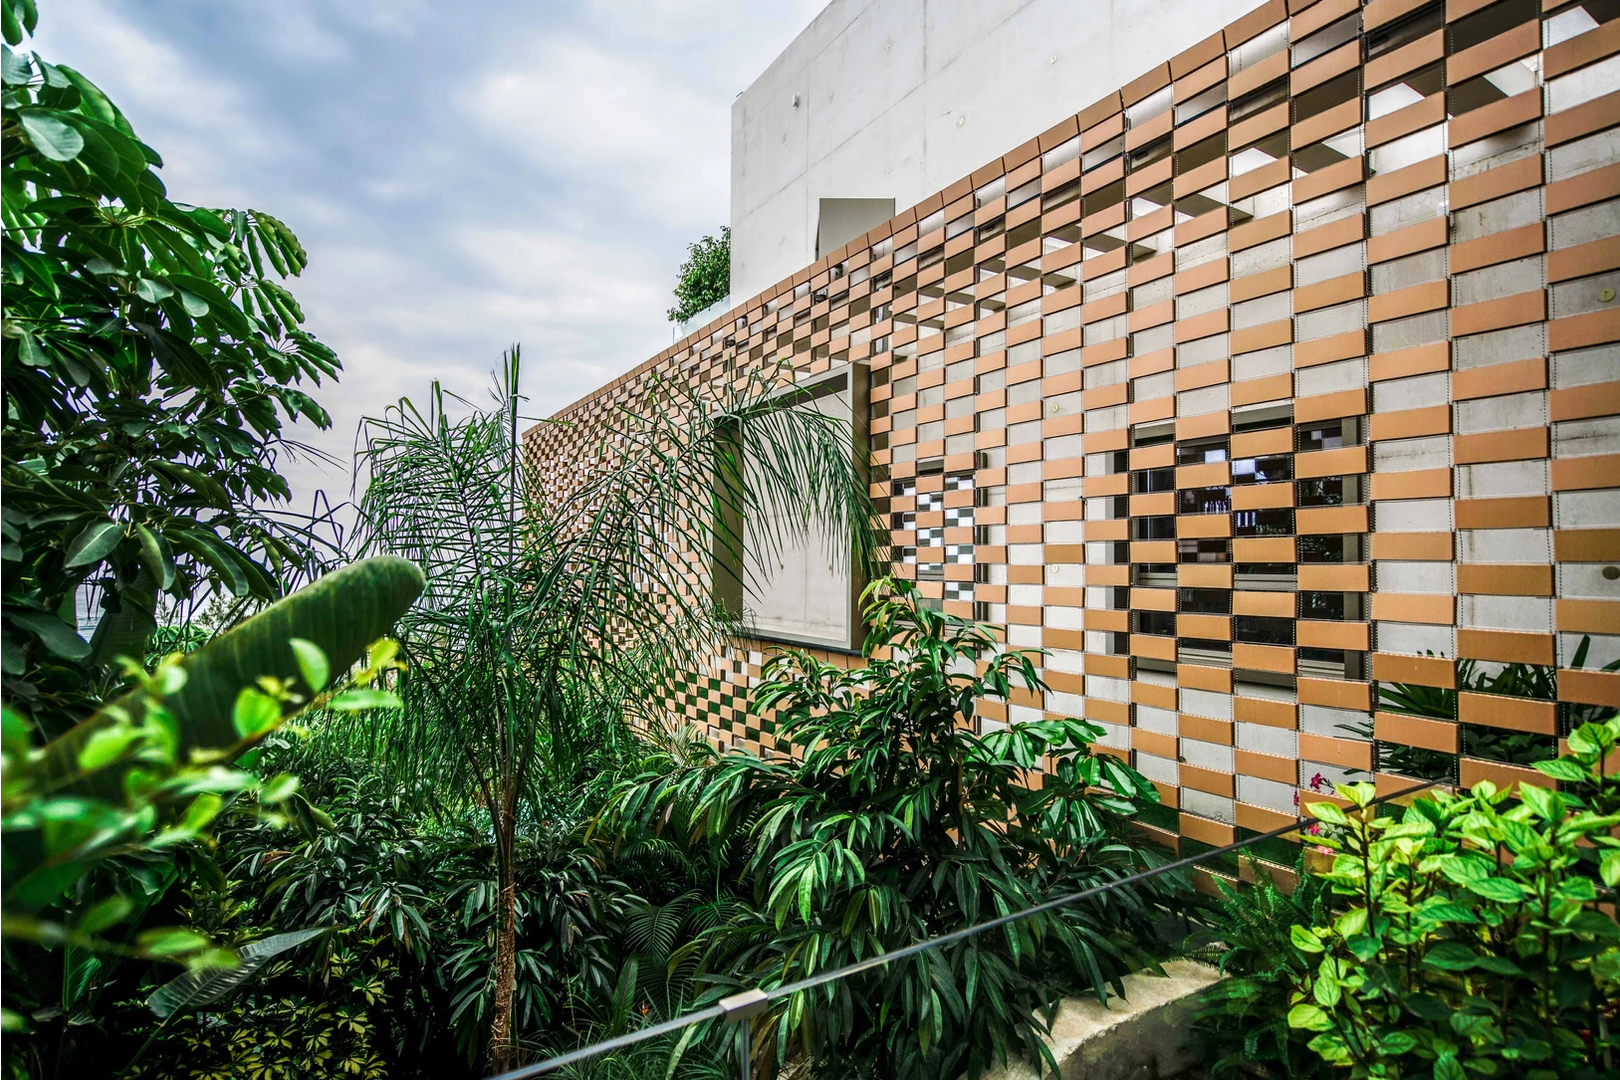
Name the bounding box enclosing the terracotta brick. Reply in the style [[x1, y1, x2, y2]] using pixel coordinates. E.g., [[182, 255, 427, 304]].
[[1365, 0, 1430, 29], [1558, 598, 1620, 635], [1449, 357, 1546, 401], [1232, 318, 1293, 353], [1458, 692, 1557, 734], [1295, 329, 1366, 367], [1296, 387, 1367, 423], [1298, 732, 1373, 770], [1451, 223, 1544, 273], [1544, 17, 1620, 79], [1453, 426, 1549, 464], [1547, 236, 1620, 283], [1448, 20, 1539, 84], [1293, 154, 1363, 204], [1372, 651, 1456, 688], [1458, 758, 1549, 796], [1365, 29, 1443, 89], [1457, 629, 1556, 666], [1561, 668, 1620, 709], [1552, 454, 1620, 491], [1449, 90, 1540, 149], [1550, 381, 1620, 422], [1546, 161, 1620, 215], [1370, 342, 1450, 382], [1369, 155, 1447, 206], [1368, 216, 1447, 264], [1367, 94, 1445, 149], [1370, 467, 1450, 500], [1371, 593, 1455, 625], [1454, 496, 1550, 529], [1556, 529, 1620, 562], [1369, 404, 1450, 440], [1230, 210, 1292, 252], [1368, 279, 1448, 323], [1449, 290, 1545, 336], [1294, 213, 1365, 258], [1457, 564, 1554, 596], [1295, 272, 1365, 312], [1546, 89, 1620, 147], [1230, 265, 1292, 303], [1550, 309, 1620, 352], [1375, 712, 1458, 753]]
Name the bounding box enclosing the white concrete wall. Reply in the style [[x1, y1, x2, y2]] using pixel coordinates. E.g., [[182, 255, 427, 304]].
[[730, 0, 1268, 301]]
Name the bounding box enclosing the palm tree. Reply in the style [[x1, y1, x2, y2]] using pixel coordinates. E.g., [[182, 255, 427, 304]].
[[337, 347, 882, 1071]]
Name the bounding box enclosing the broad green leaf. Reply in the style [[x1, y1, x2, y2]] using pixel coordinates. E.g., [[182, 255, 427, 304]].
[[1515, 781, 1558, 822], [133, 524, 176, 590], [63, 520, 122, 567], [1534, 758, 1590, 783], [1434, 1053, 1465, 1080], [76, 725, 139, 772], [74, 894, 132, 934], [36, 557, 424, 805], [1288, 1003, 1332, 1031], [9, 611, 90, 660], [1291, 925, 1325, 953], [328, 688, 401, 712], [146, 928, 326, 1018], [1422, 942, 1478, 971], [287, 638, 328, 692], [1602, 850, 1620, 889], [136, 927, 212, 958], [17, 108, 83, 160], [1309, 801, 1349, 826], [258, 774, 299, 804], [231, 689, 280, 739], [1465, 876, 1527, 903]]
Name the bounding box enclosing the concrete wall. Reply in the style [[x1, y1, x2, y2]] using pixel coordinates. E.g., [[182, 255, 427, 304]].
[[729, 0, 1269, 300]]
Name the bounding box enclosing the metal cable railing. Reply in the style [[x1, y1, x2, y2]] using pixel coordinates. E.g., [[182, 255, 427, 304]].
[[489, 775, 1441, 1080]]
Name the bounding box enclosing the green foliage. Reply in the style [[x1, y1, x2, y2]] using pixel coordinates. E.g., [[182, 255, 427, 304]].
[[340, 352, 879, 1071], [125, 924, 397, 1080], [1283, 719, 1620, 1080], [2, 14, 347, 720], [603, 579, 1179, 1080], [1190, 856, 1334, 1079], [0, 556, 421, 1066], [1367, 636, 1619, 776], [666, 227, 729, 323]]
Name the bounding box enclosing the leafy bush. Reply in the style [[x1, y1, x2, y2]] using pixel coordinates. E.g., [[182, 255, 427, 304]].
[[2, 6, 344, 720], [1284, 717, 1620, 1080], [1191, 855, 1334, 1079], [1369, 637, 1618, 775], [666, 227, 729, 323], [605, 578, 1180, 1080]]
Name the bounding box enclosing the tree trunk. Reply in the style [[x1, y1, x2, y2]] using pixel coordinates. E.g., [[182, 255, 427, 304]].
[[487, 812, 519, 1074]]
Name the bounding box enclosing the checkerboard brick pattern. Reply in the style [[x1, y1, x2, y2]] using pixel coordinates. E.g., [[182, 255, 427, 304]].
[[528, 0, 1620, 863]]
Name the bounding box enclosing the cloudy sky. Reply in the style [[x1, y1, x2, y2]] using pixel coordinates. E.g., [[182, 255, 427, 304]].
[[33, 0, 822, 509]]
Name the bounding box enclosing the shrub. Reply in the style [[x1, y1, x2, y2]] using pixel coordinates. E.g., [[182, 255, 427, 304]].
[[605, 578, 1180, 1080], [1191, 854, 1334, 1079], [666, 228, 729, 323], [1284, 717, 1620, 1079]]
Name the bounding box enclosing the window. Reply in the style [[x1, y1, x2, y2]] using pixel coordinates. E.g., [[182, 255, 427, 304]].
[[722, 364, 871, 651]]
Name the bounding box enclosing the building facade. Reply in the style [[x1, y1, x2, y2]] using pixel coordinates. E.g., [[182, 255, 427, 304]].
[[530, 0, 1620, 865], [730, 0, 1269, 299]]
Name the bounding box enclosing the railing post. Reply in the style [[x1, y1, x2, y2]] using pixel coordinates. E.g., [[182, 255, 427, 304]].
[[717, 988, 769, 1080]]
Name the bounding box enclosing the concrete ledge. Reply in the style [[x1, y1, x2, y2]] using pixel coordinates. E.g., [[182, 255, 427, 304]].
[[984, 959, 1221, 1080]]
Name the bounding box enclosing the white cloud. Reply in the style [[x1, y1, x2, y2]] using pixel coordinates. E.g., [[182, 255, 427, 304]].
[[32, 0, 282, 207], [466, 34, 729, 228], [30, 0, 827, 517]]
